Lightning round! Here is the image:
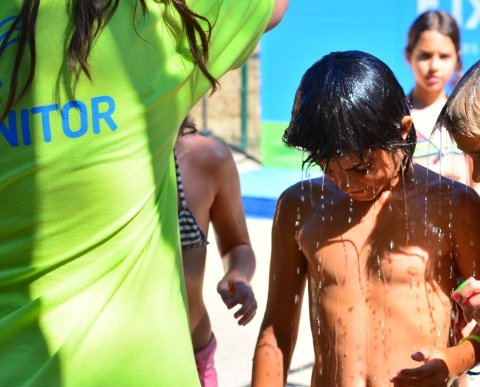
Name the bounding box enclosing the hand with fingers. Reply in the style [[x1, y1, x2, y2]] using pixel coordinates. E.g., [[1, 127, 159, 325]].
[[217, 272, 257, 326], [390, 348, 451, 386]]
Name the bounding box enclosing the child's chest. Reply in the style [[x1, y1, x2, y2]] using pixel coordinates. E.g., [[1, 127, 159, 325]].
[[298, 198, 458, 289]]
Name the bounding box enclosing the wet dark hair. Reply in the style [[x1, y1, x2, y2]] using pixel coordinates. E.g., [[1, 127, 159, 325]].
[[283, 50, 416, 169], [0, 0, 218, 121], [406, 10, 462, 84], [435, 59, 480, 138]]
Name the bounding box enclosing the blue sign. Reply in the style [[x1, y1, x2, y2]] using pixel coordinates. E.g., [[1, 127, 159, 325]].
[[260, 0, 480, 167]]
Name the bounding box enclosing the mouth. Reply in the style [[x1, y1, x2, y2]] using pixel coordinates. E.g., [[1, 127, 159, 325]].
[[345, 189, 377, 202], [426, 75, 441, 84]]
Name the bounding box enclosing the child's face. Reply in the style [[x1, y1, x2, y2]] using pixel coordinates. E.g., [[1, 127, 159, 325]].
[[319, 149, 404, 201], [407, 30, 458, 95], [451, 132, 480, 182]]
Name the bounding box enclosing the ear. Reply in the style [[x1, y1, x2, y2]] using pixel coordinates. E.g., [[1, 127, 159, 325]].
[[401, 115, 413, 139]]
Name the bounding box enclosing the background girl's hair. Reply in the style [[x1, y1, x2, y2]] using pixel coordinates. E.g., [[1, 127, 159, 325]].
[[0, 0, 218, 121], [406, 10, 462, 83]]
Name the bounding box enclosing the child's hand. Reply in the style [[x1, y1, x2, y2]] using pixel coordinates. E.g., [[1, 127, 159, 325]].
[[217, 272, 257, 326], [452, 277, 480, 323], [390, 348, 450, 386]]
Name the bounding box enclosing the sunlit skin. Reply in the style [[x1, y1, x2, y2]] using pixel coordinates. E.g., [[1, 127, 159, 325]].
[[252, 119, 480, 386], [175, 131, 257, 354]]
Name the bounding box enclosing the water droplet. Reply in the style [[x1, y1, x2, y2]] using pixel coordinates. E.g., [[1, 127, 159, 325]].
[[294, 294, 299, 304], [389, 240, 394, 250]]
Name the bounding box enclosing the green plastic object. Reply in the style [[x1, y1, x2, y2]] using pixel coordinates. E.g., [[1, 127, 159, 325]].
[[456, 277, 476, 292]]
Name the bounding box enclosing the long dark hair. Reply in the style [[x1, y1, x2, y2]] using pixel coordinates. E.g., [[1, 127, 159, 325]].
[[283, 50, 416, 169], [0, 0, 218, 121]]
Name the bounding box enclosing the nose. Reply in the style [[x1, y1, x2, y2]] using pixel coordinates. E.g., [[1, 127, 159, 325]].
[[429, 56, 440, 71]]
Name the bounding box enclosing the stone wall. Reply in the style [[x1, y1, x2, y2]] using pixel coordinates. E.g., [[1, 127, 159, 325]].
[[189, 52, 261, 160]]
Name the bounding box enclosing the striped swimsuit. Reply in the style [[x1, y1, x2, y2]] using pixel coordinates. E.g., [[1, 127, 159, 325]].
[[175, 155, 209, 249]]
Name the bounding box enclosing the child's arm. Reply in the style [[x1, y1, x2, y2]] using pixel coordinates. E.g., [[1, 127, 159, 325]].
[[216, 243, 257, 326], [390, 340, 478, 386], [209, 143, 257, 325], [448, 186, 480, 376], [392, 187, 480, 384], [252, 191, 308, 386]]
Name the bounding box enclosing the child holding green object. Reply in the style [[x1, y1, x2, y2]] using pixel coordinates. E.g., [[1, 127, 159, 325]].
[[438, 60, 480, 329]]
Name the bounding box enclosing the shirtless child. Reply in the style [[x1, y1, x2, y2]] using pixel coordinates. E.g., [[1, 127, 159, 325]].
[[252, 51, 480, 386], [440, 60, 480, 329]]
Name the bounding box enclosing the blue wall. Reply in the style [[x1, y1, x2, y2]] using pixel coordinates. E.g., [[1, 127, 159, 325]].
[[260, 0, 480, 167]]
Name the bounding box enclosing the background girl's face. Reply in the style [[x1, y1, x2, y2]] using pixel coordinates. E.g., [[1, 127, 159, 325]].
[[321, 149, 404, 201], [407, 30, 458, 94]]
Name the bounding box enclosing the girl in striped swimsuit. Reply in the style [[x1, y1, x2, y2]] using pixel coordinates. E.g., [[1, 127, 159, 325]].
[[175, 116, 258, 387]]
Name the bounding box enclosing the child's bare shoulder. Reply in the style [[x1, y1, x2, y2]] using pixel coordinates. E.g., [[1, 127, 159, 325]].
[[422, 169, 480, 214], [414, 164, 480, 204], [447, 179, 480, 209], [278, 177, 339, 211], [178, 133, 235, 176]]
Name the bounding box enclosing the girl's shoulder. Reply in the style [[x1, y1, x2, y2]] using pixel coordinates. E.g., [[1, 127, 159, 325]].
[[179, 133, 233, 167]]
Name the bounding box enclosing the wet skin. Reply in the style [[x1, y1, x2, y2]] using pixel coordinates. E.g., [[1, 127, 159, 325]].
[[253, 149, 480, 386]]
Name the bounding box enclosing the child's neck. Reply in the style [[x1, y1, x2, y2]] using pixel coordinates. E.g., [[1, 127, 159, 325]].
[[410, 87, 447, 110], [376, 163, 413, 202]]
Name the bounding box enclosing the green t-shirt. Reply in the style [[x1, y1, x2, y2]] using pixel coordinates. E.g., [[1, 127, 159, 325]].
[[0, 1, 273, 385]]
